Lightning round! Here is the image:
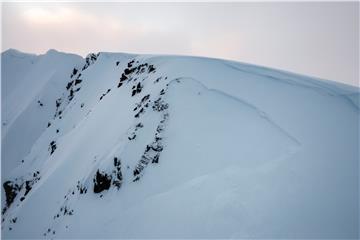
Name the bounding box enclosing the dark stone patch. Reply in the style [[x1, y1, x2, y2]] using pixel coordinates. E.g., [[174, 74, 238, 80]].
[[131, 82, 143, 97], [134, 108, 144, 118], [49, 141, 57, 155], [2, 171, 41, 214], [128, 134, 136, 140], [120, 73, 128, 82], [93, 170, 111, 194], [132, 110, 168, 182], [66, 81, 74, 90], [68, 89, 74, 101], [127, 60, 135, 68], [56, 98, 61, 108], [124, 68, 134, 75], [24, 181, 32, 196], [76, 181, 87, 194], [75, 79, 82, 85], [148, 64, 156, 73], [141, 94, 150, 103], [112, 157, 123, 189], [71, 68, 78, 78], [153, 98, 169, 112], [99, 89, 111, 101], [3, 181, 21, 208], [82, 53, 98, 71], [63, 206, 74, 216], [154, 77, 162, 83]]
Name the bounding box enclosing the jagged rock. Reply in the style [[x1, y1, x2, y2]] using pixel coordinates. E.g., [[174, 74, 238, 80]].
[[66, 81, 73, 90], [148, 64, 156, 73], [131, 83, 143, 97], [112, 157, 123, 189], [93, 170, 111, 193], [56, 98, 61, 108], [127, 60, 135, 68], [152, 153, 160, 163], [153, 98, 168, 112], [128, 134, 136, 140], [82, 53, 98, 71], [134, 108, 144, 118], [120, 73, 127, 82], [68, 89, 74, 101], [124, 68, 132, 75], [76, 181, 87, 194], [71, 68, 78, 77], [75, 79, 82, 85], [141, 94, 150, 103], [49, 141, 57, 155], [3, 181, 21, 207]]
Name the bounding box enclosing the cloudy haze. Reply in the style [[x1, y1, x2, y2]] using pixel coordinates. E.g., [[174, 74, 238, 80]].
[[1, 2, 359, 86]]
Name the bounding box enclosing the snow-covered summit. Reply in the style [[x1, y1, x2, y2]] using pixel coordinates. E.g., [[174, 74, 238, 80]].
[[1, 49, 359, 239]]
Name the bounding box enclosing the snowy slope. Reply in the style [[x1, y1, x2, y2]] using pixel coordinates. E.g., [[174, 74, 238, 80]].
[[1, 49, 84, 176], [1, 50, 359, 239]]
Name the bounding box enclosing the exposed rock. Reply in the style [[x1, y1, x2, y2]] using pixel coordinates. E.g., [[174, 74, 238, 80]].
[[49, 141, 57, 155], [3, 181, 21, 207], [93, 170, 111, 194]]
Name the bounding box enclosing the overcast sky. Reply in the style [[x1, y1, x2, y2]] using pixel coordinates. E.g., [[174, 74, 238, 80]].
[[1, 2, 359, 86]]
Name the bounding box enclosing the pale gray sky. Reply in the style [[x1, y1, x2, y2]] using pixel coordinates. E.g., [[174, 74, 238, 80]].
[[1, 2, 359, 86]]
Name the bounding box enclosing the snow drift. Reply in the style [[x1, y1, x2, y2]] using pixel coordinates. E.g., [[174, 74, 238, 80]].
[[1, 49, 359, 238]]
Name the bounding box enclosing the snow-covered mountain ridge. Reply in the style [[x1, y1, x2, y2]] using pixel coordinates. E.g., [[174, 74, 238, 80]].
[[1, 49, 359, 238]]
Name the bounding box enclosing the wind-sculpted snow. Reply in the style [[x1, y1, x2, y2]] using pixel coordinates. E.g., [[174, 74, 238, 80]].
[[1, 50, 359, 239], [221, 60, 360, 111]]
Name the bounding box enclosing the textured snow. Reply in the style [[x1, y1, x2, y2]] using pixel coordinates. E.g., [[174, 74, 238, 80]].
[[1, 50, 359, 239]]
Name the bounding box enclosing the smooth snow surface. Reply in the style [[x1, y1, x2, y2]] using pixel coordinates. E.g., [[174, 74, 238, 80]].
[[1, 49, 359, 239]]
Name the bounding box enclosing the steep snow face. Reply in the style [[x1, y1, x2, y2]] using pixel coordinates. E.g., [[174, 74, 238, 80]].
[[1, 50, 359, 239], [1, 49, 84, 176]]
